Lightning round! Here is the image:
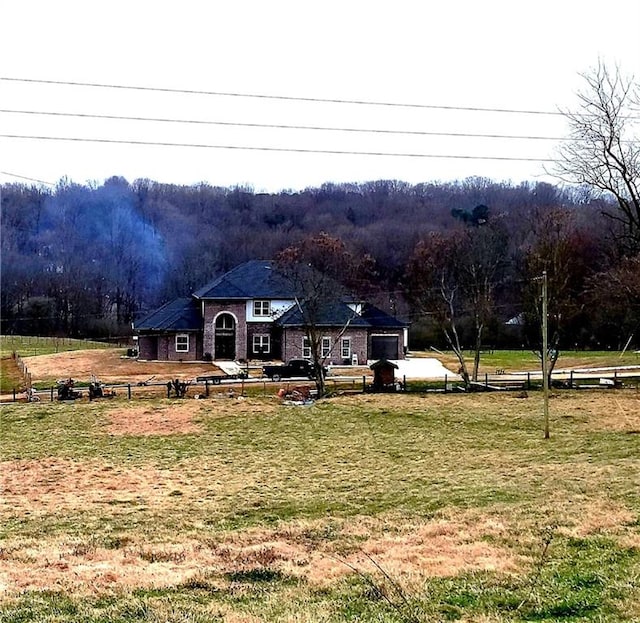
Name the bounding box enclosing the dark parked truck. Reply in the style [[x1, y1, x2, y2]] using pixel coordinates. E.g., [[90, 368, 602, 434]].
[[262, 358, 324, 381]]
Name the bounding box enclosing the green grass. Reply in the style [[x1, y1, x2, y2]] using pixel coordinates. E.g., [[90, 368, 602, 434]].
[[0, 336, 117, 392], [0, 356, 23, 393], [0, 335, 114, 358], [2, 392, 640, 621], [428, 349, 640, 374]]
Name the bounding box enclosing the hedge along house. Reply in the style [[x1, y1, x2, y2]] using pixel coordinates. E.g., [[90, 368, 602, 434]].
[[134, 260, 408, 364]]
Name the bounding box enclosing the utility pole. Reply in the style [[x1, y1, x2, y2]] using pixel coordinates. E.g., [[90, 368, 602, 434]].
[[541, 270, 550, 439]]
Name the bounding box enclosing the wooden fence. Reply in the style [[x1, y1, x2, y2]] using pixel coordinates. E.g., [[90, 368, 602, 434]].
[[13, 352, 32, 389]]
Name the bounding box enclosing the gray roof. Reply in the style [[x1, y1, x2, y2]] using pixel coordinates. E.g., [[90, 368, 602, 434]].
[[359, 303, 408, 328], [277, 301, 371, 327], [277, 301, 408, 329], [134, 298, 202, 331], [193, 260, 298, 299], [136, 261, 408, 333]]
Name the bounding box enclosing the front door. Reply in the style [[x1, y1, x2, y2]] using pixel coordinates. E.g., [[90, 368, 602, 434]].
[[214, 314, 236, 360]]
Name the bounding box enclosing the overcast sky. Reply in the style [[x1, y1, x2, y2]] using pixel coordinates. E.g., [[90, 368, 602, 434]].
[[2, 0, 639, 192]]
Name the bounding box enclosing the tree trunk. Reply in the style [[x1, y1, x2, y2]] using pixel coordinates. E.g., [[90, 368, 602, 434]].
[[444, 325, 470, 391], [472, 320, 484, 382]]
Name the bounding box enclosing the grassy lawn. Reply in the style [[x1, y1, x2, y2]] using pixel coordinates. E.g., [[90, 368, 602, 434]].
[[0, 357, 23, 394], [2, 390, 640, 621], [428, 349, 640, 374], [0, 335, 114, 358]]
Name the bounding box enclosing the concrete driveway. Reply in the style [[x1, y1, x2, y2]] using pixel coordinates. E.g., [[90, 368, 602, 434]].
[[386, 357, 460, 380]]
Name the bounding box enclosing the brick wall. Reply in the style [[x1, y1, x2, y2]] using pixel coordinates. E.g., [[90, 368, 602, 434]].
[[137, 335, 156, 360], [202, 301, 247, 360], [282, 327, 369, 365]]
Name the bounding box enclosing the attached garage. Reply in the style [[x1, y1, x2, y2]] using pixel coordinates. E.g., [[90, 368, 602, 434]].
[[371, 335, 400, 360]]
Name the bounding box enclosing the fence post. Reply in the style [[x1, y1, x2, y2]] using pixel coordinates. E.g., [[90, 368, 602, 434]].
[[527, 372, 530, 390], [205, 380, 209, 397], [13, 388, 16, 402], [362, 375, 366, 393], [444, 374, 447, 393], [570, 370, 574, 388], [51, 386, 54, 402], [128, 384, 132, 400], [485, 373, 488, 389]]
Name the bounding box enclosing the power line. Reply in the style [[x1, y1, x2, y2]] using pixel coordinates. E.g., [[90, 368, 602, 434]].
[[0, 134, 556, 162], [0, 171, 56, 186], [1, 108, 569, 142], [0, 76, 565, 116]]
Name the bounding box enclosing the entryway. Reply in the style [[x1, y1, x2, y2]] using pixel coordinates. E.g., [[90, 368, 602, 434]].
[[214, 314, 236, 360]]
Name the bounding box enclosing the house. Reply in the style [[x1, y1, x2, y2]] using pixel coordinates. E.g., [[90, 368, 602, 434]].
[[134, 260, 408, 364]]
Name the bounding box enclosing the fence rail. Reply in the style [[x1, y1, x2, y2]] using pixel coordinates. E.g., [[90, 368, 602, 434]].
[[2, 370, 639, 405], [0, 335, 129, 358], [12, 351, 32, 389]]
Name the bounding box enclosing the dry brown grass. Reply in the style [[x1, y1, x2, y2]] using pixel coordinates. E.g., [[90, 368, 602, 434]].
[[2, 387, 640, 612], [105, 402, 205, 436], [0, 513, 521, 595], [2, 498, 633, 596], [23, 349, 219, 385]]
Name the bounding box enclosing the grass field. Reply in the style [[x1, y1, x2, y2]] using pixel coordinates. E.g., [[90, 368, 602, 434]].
[[0, 337, 117, 393], [0, 335, 114, 358], [2, 389, 640, 621], [432, 349, 640, 375]]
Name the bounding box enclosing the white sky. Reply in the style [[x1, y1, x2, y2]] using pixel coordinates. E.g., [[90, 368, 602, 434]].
[[1, 0, 639, 192]]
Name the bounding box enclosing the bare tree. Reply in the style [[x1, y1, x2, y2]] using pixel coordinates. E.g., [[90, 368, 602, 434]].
[[519, 208, 595, 374], [404, 232, 472, 389], [404, 219, 507, 387], [458, 222, 508, 380], [554, 62, 640, 253], [276, 233, 369, 398]]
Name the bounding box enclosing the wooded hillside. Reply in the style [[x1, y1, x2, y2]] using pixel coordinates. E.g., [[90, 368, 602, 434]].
[[2, 176, 638, 351]]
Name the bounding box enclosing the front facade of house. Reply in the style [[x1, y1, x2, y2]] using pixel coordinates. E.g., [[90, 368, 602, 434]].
[[134, 260, 408, 364]]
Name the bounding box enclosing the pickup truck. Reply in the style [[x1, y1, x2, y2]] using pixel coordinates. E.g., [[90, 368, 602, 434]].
[[262, 358, 325, 381]]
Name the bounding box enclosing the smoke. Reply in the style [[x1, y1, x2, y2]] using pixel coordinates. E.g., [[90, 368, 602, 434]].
[[40, 177, 168, 308]]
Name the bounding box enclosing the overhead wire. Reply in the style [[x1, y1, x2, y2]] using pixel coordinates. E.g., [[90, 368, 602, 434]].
[[1, 75, 570, 180], [0, 134, 555, 162], [0, 171, 56, 186], [0, 76, 566, 116], [0, 108, 571, 141]]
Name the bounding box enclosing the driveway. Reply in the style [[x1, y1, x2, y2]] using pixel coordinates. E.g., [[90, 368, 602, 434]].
[[387, 357, 460, 380]]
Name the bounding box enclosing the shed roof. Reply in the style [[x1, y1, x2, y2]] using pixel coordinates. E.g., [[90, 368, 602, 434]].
[[369, 358, 399, 370]]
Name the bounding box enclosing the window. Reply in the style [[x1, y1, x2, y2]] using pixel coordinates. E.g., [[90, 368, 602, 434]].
[[253, 300, 271, 317], [216, 314, 234, 330], [175, 334, 189, 352], [302, 336, 311, 359], [253, 335, 270, 354], [321, 337, 331, 358], [341, 337, 351, 359]]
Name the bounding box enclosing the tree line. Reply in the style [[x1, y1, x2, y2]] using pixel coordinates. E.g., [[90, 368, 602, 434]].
[[1, 175, 638, 355]]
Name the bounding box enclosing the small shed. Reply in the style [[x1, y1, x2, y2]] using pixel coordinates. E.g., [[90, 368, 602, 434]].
[[370, 358, 399, 392]]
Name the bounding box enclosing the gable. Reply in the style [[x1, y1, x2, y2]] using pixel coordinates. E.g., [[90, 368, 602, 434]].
[[193, 260, 299, 300], [276, 300, 406, 329]]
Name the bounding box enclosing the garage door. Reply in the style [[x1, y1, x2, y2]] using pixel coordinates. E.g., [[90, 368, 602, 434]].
[[371, 336, 399, 360]]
